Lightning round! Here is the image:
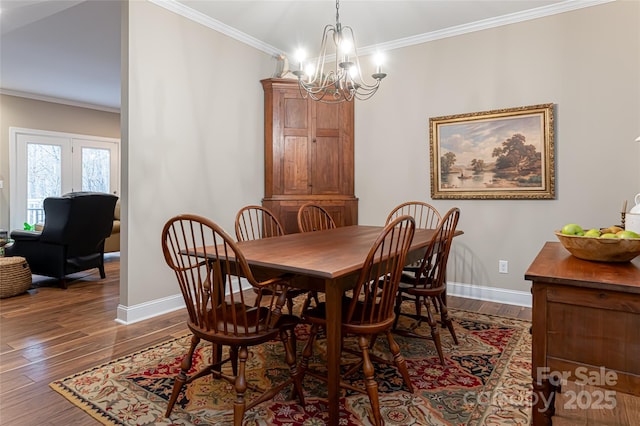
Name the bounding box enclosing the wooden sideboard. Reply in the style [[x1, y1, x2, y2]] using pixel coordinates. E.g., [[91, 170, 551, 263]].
[[525, 242, 640, 425]]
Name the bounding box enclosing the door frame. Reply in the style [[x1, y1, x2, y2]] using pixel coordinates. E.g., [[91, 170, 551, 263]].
[[9, 127, 120, 231]]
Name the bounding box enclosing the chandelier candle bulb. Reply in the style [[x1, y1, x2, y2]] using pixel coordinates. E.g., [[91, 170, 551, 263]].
[[294, 49, 305, 74], [293, 0, 386, 103]]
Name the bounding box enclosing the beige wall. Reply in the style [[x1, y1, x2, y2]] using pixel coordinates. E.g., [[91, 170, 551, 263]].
[[355, 0, 640, 294], [122, 1, 273, 312], [0, 95, 120, 229]]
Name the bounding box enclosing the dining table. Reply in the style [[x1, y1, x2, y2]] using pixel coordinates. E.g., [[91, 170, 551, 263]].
[[199, 224, 459, 426]]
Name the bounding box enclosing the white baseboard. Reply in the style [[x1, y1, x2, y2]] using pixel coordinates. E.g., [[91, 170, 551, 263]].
[[115, 282, 530, 324], [115, 281, 252, 325], [115, 294, 185, 325], [447, 281, 531, 308]]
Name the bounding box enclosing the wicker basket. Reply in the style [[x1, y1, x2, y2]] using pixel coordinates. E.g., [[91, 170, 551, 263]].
[[0, 257, 32, 298]]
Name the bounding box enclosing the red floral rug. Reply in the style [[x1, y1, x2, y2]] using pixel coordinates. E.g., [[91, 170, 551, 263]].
[[50, 309, 532, 425]]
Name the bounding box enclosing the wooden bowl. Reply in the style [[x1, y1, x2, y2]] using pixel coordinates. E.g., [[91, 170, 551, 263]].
[[555, 231, 640, 262]]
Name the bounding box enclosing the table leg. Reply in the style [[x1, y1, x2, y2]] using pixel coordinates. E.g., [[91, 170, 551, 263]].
[[324, 278, 342, 426]]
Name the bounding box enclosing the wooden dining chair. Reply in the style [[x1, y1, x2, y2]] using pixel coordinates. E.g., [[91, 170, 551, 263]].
[[385, 201, 442, 317], [235, 205, 311, 314], [296, 203, 335, 311], [392, 207, 461, 365], [299, 215, 416, 426], [385, 201, 441, 230], [297, 202, 336, 233], [235, 204, 285, 241], [161, 214, 305, 425]]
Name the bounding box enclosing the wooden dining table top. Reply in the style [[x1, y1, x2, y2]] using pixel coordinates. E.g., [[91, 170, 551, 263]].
[[232, 225, 445, 279]]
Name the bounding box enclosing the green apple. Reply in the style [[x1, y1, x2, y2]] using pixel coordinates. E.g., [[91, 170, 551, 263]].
[[600, 233, 617, 238], [616, 230, 640, 239], [561, 223, 584, 236], [584, 229, 601, 238]]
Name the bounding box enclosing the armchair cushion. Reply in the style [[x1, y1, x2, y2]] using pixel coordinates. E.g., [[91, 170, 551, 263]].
[[104, 199, 120, 253], [7, 230, 41, 242]]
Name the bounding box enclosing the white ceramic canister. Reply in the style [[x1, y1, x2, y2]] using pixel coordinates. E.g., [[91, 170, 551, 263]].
[[626, 193, 640, 234]]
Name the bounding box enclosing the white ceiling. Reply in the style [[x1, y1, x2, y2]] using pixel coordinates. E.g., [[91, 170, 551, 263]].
[[0, 0, 609, 111]]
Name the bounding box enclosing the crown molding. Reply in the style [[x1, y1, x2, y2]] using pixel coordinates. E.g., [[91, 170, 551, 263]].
[[150, 0, 614, 58], [0, 89, 120, 114], [358, 0, 616, 55], [149, 0, 282, 56]]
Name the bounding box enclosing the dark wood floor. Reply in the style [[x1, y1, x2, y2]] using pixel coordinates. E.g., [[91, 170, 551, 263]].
[[1, 254, 530, 425]]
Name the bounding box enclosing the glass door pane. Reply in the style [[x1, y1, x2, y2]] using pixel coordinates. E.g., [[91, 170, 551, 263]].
[[27, 143, 63, 225], [73, 138, 119, 196], [12, 132, 71, 230], [81, 147, 111, 192]]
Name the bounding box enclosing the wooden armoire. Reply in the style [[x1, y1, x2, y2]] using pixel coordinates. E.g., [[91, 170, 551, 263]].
[[261, 78, 358, 234]]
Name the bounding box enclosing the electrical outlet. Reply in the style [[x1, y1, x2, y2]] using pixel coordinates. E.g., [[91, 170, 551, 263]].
[[499, 260, 508, 274]]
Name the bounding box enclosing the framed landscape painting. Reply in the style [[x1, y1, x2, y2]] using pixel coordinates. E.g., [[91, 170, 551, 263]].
[[429, 103, 555, 200]]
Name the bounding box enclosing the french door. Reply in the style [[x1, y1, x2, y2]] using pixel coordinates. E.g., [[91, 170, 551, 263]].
[[9, 128, 120, 231]]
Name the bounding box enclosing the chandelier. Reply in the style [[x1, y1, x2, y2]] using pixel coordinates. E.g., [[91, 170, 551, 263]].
[[292, 0, 387, 103]]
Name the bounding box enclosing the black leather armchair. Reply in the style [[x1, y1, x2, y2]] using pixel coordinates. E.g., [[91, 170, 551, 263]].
[[6, 192, 118, 288]]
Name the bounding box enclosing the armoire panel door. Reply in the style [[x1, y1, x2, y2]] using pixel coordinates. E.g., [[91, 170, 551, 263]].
[[311, 135, 341, 195], [283, 97, 308, 129], [311, 99, 343, 195], [278, 91, 310, 195], [282, 136, 310, 195]]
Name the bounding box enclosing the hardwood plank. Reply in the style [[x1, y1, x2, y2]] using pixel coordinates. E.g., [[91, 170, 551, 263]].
[[554, 381, 640, 426], [0, 255, 187, 425]]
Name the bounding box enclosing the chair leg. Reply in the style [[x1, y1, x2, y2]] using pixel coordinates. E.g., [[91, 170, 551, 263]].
[[233, 346, 248, 426], [300, 324, 319, 378], [282, 328, 306, 406], [437, 295, 458, 345], [98, 264, 106, 279], [358, 335, 382, 426], [290, 325, 297, 357], [229, 346, 238, 376], [434, 296, 445, 327], [299, 291, 316, 313], [212, 342, 223, 373], [286, 295, 294, 315], [385, 330, 414, 393], [424, 299, 445, 365], [166, 335, 199, 417]]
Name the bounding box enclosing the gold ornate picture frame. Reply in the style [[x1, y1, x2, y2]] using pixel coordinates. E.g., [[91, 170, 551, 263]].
[[430, 103, 555, 200]]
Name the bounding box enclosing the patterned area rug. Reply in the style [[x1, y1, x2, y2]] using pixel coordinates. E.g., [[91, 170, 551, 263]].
[[50, 309, 532, 425]]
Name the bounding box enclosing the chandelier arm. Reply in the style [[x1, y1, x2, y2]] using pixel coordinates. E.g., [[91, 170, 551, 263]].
[[342, 26, 384, 88], [307, 25, 335, 85], [294, 0, 385, 103]]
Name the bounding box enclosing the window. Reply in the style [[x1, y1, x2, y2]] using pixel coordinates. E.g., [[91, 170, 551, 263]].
[[9, 128, 120, 230]]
